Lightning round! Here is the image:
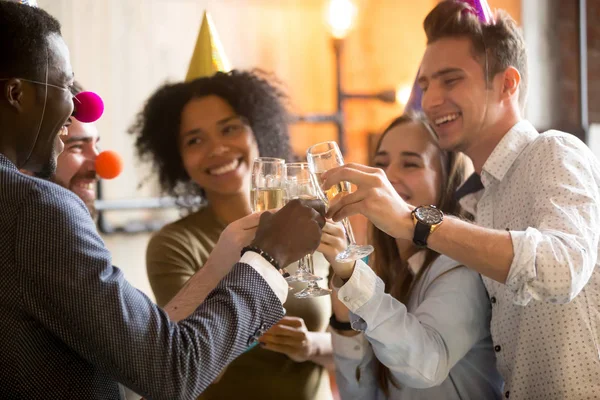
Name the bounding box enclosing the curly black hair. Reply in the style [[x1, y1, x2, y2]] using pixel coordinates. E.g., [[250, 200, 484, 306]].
[[0, 2, 61, 80], [129, 69, 293, 200]]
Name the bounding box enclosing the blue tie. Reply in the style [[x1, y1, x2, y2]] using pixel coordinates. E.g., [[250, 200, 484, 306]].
[[454, 173, 484, 202]]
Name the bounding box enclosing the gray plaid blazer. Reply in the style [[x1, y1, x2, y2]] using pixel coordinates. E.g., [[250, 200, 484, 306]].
[[0, 153, 284, 399]]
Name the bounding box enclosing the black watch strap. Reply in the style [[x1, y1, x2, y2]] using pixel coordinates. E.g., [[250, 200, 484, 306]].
[[330, 314, 353, 331], [413, 221, 431, 248]]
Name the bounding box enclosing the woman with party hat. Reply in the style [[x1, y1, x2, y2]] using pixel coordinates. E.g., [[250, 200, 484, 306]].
[[129, 12, 339, 400]]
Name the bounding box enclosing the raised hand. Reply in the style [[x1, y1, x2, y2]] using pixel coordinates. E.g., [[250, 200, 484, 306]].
[[317, 220, 356, 279], [320, 163, 414, 241], [251, 198, 326, 268]]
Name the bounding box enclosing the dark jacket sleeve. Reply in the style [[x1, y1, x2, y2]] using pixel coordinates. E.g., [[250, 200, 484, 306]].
[[15, 184, 284, 400]]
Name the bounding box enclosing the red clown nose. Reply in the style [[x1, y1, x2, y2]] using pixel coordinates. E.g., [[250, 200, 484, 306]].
[[95, 150, 123, 180], [73, 91, 104, 123]]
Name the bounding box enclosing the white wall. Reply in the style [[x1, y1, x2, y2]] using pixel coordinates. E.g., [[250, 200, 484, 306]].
[[35, 0, 330, 298], [35, 0, 228, 297]]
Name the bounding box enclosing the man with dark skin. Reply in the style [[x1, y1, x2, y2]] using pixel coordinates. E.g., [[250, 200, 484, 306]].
[[0, 3, 325, 399], [53, 82, 101, 217], [20, 81, 101, 216]]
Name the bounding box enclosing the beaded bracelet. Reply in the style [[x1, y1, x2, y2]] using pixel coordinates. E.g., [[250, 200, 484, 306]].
[[241, 245, 282, 271]]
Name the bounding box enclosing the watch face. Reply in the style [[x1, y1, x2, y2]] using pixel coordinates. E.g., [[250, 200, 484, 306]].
[[415, 205, 443, 225]]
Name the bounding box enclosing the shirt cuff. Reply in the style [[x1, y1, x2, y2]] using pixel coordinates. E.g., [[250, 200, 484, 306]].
[[505, 229, 538, 305], [330, 328, 369, 360], [240, 252, 288, 304], [336, 260, 377, 312]]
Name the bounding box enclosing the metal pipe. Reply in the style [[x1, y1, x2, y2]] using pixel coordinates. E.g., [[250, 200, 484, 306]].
[[95, 197, 179, 211], [333, 38, 346, 154], [342, 90, 396, 103], [291, 113, 340, 124]]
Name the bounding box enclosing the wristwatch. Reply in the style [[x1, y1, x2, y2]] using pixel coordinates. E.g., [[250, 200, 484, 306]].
[[411, 205, 444, 248], [329, 314, 353, 331]]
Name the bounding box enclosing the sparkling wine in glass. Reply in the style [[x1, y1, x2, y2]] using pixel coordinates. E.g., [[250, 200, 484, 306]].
[[307, 141, 374, 263], [250, 157, 292, 280], [283, 163, 330, 297], [252, 187, 285, 212], [250, 157, 285, 213]]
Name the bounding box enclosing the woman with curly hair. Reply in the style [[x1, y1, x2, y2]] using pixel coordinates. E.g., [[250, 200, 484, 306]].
[[129, 70, 339, 400]]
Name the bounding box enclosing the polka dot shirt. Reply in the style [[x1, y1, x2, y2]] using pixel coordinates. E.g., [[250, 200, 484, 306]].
[[458, 120, 600, 399]]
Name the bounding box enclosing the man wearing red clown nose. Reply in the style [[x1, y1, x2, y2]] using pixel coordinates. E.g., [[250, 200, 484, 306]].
[[0, 3, 327, 399], [22, 78, 118, 219], [53, 81, 102, 218]]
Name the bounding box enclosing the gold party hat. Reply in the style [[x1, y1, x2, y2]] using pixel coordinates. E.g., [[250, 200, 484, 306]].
[[185, 11, 231, 81]]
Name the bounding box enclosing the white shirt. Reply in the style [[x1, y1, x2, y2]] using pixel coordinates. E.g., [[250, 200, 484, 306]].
[[331, 254, 503, 399], [459, 120, 600, 399]]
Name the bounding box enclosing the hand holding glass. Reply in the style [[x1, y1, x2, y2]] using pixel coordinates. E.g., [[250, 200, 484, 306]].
[[250, 157, 291, 279], [285, 163, 332, 298], [307, 141, 374, 263]]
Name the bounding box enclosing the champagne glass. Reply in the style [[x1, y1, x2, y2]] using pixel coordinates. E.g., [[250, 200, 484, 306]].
[[283, 163, 322, 283], [294, 250, 332, 299], [285, 162, 332, 298], [250, 157, 291, 280], [245, 157, 285, 351], [306, 141, 374, 263], [251, 157, 285, 213]]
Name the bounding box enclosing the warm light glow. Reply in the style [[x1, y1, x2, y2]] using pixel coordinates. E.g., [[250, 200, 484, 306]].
[[396, 84, 413, 106], [326, 0, 357, 39]]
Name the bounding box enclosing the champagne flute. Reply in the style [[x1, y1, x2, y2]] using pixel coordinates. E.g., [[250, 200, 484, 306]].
[[251, 157, 285, 212], [285, 162, 332, 298], [250, 157, 291, 280], [283, 163, 322, 283], [245, 157, 286, 351], [306, 141, 374, 263], [294, 250, 332, 299]]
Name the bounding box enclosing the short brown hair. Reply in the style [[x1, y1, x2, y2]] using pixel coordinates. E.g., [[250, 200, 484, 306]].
[[424, 1, 528, 108]]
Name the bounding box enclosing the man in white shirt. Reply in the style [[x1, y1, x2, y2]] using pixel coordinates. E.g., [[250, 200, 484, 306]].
[[322, 2, 600, 399]]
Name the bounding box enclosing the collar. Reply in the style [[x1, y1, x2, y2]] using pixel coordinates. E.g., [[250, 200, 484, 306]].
[[481, 120, 539, 183], [407, 250, 427, 276]]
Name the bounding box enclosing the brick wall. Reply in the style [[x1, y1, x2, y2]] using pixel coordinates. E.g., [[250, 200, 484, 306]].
[[555, 0, 599, 137], [587, 0, 600, 124]]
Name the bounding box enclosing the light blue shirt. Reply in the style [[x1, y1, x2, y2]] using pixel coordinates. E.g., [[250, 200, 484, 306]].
[[331, 253, 503, 399]]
